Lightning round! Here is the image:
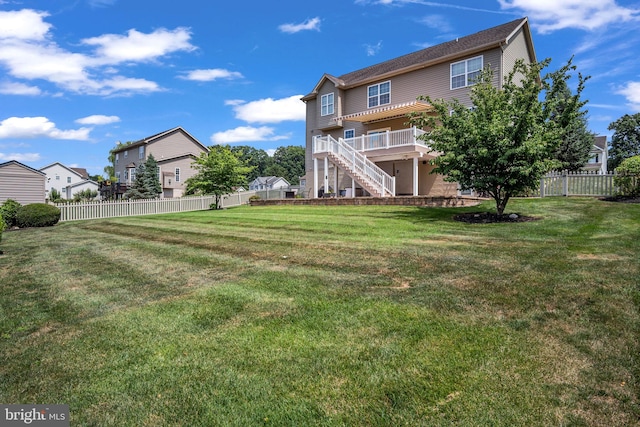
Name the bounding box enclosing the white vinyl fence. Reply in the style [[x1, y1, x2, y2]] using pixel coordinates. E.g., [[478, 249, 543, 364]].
[[57, 192, 257, 222], [540, 171, 616, 197]]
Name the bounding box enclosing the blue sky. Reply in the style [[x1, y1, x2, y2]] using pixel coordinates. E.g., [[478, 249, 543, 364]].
[[1, 0, 639, 176]]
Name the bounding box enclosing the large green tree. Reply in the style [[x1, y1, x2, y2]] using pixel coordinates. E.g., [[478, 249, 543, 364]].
[[608, 113, 640, 170], [409, 58, 588, 216], [265, 145, 305, 185], [548, 71, 594, 171], [230, 146, 271, 183], [125, 154, 162, 199], [186, 145, 252, 208]]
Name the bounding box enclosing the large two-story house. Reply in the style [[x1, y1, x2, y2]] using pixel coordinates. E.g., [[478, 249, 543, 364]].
[[302, 17, 537, 198], [109, 127, 209, 198], [40, 162, 99, 200]]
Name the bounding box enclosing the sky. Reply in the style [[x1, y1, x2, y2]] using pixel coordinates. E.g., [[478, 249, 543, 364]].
[[1, 0, 639, 177]]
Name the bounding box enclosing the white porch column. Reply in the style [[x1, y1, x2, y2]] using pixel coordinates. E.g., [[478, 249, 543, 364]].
[[324, 157, 329, 195], [313, 157, 318, 199], [334, 165, 338, 195], [351, 177, 355, 198], [413, 157, 419, 196]]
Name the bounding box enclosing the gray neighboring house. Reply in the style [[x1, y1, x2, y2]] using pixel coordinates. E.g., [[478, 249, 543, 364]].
[[111, 127, 209, 198], [302, 17, 537, 198], [0, 160, 46, 205], [249, 176, 291, 191]]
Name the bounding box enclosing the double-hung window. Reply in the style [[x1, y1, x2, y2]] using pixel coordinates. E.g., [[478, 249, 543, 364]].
[[115, 153, 119, 165], [451, 56, 483, 89], [175, 168, 181, 182], [138, 146, 144, 159], [321, 93, 334, 116], [368, 81, 390, 108]]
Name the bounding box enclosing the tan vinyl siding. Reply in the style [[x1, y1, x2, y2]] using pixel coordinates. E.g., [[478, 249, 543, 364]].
[[147, 131, 206, 161], [502, 27, 533, 86], [158, 156, 197, 194], [314, 81, 340, 130], [0, 162, 46, 205]]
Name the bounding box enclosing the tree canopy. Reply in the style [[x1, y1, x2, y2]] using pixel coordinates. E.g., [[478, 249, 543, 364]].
[[409, 58, 589, 216], [608, 113, 640, 170], [186, 145, 252, 208], [548, 70, 594, 171], [125, 154, 162, 199]]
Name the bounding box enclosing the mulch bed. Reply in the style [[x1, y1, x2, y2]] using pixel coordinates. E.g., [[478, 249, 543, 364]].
[[601, 196, 640, 204], [454, 212, 539, 224]]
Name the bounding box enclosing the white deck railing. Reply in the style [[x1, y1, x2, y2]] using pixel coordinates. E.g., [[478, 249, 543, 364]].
[[343, 127, 428, 152], [314, 135, 395, 197]]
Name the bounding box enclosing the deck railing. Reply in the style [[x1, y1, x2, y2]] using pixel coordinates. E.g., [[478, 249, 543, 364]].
[[314, 134, 395, 197], [343, 127, 428, 152]]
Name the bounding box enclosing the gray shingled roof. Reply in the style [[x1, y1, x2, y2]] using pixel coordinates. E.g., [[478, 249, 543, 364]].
[[330, 18, 528, 89]]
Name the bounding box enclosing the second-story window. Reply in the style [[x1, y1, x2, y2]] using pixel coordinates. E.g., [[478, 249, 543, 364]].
[[368, 81, 390, 108], [175, 168, 180, 182], [115, 153, 119, 165], [451, 56, 483, 89], [321, 93, 334, 116], [124, 150, 128, 159], [138, 146, 144, 159]]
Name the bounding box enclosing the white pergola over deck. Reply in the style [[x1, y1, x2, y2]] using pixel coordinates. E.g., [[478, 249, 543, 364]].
[[333, 101, 433, 124]]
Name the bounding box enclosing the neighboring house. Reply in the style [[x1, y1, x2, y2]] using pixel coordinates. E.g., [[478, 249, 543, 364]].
[[582, 136, 609, 174], [40, 162, 99, 200], [0, 160, 46, 205], [110, 127, 209, 198], [249, 176, 291, 191], [302, 17, 537, 198]]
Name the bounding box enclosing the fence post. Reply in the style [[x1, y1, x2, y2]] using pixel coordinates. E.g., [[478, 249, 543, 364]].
[[562, 170, 568, 196], [540, 176, 545, 197]]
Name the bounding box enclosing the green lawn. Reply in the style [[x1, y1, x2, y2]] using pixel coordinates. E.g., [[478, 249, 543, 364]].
[[1, 198, 638, 426]]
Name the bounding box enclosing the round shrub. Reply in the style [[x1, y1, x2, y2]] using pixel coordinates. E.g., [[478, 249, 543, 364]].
[[614, 155, 640, 196], [15, 203, 61, 228], [0, 215, 5, 244], [0, 199, 22, 228]]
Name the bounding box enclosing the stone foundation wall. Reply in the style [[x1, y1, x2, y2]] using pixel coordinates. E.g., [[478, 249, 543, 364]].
[[249, 196, 482, 208]]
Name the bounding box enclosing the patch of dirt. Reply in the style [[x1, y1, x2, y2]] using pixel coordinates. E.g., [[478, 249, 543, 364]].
[[601, 196, 640, 203], [453, 212, 540, 224]]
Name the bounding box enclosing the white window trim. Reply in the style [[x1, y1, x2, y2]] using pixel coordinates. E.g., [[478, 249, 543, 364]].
[[321, 93, 334, 116], [123, 150, 128, 159], [344, 129, 355, 139], [367, 81, 391, 109], [450, 55, 483, 90], [115, 153, 119, 165], [138, 146, 144, 160], [175, 167, 181, 182]]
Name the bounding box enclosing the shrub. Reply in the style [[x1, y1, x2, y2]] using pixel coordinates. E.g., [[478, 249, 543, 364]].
[[15, 203, 61, 228], [0, 199, 22, 228], [614, 155, 640, 196], [0, 215, 5, 244]]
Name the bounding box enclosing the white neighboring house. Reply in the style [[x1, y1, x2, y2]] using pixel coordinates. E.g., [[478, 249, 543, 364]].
[[40, 162, 100, 200], [582, 136, 609, 174], [249, 176, 291, 191]]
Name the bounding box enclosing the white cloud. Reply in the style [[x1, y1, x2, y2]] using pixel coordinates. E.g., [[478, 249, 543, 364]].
[[180, 68, 244, 82], [0, 81, 41, 95], [75, 115, 121, 125], [0, 9, 51, 41], [278, 17, 321, 34], [616, 82, 640, 111], [498, 0, 640, 33], [0, 152, 41, 162], [365, 41, 383, 56], [0, 10, 198, 96], [210, 126, 289, 144], [417, 14, 453, 32], [0, 117, 92, 140], [230, 95, 305, 124], [82, 27, 195, 64]]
